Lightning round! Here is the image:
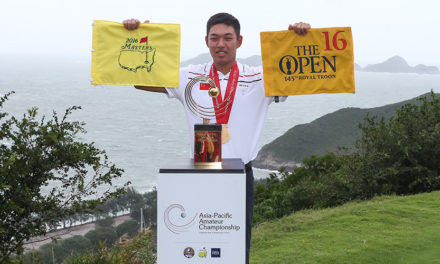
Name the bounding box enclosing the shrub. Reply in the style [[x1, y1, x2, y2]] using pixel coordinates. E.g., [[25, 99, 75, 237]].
[[116, 220, 140, 238], [85, 226, 118, 248], [348, 91, 440, 198], [253, 92, 440, 224], [96, 216, 115, 227], [66, 229, 156, 264], [0, 92, 128, 262]]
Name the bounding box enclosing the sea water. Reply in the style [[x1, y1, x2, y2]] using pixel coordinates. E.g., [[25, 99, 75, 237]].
[[1, 55, 439, 192]]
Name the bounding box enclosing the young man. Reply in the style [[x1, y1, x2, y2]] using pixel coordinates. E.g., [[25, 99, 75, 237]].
[[124, 13, 310, 263]]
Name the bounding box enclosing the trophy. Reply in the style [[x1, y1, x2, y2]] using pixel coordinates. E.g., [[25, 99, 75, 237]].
[[185, 75, 235, 167]]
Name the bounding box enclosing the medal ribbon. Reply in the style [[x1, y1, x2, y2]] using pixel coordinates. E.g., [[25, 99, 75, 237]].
[[209, 62, 239, 124]]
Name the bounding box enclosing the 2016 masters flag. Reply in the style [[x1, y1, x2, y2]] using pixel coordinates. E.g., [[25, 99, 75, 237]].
[[91, 20, 180, 87], [260, 27, 355, 96]]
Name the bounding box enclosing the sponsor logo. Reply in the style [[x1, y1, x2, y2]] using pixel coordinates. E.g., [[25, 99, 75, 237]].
[[198, 247, 207, 258], [183, 247, 195, 258], [211, 248, 221, 258], [164, 204, 197, 234]]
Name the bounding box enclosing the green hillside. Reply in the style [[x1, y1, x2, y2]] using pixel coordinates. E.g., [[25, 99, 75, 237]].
[[251, 191, 440, 264], [254, 94, 430, 169]]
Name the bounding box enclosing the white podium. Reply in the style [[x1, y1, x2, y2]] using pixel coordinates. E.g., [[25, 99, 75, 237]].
[[157, 158, 246, 263]]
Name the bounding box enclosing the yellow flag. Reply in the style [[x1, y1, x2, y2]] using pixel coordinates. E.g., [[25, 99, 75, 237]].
[[260, 27, 355, 96], [91, 20, 180, 87]]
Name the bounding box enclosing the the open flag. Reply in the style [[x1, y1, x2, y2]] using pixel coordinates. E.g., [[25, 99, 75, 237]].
[[260, 27, 355, 96]]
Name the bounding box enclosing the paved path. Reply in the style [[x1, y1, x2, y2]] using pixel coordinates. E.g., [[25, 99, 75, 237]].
[[24, 214, 132, 251]]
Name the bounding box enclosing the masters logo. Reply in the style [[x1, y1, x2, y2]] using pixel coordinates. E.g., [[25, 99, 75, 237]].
[[198, 247, 207, 258], [118, 36, 156, 72]]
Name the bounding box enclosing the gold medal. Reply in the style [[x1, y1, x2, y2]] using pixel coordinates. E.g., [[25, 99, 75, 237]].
[[221, 124, 230, 144]]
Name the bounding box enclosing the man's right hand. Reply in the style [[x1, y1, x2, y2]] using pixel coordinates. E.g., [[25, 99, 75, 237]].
[[122, 19, 150, 30], [122, 18, 167, 93]]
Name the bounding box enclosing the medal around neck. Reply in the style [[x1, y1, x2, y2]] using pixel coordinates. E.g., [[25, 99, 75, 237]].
[[185, 75, 236, 167]]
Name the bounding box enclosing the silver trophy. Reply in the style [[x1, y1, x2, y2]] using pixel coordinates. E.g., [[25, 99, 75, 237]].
[[185, 75, 237, 167], [185, 75, 236, 144]]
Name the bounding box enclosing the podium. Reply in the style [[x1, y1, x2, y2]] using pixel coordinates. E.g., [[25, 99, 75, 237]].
[[157, 158, 246, 263]]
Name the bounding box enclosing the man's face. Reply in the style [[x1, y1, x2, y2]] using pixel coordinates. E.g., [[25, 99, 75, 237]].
[[205, 24, 243, 67]]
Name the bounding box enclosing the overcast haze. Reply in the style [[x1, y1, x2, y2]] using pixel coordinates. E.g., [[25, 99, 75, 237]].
[[1, 0, 439, 67]]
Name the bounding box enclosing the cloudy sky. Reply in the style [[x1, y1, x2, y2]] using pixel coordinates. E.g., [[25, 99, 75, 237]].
[[1, 0, 439, 67]]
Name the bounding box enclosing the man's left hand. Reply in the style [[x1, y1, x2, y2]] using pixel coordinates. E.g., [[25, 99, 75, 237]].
[[288, 22, 311, 35]]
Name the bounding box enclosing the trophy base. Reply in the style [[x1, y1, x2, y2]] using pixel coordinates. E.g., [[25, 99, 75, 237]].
[[194, 161, 222, 169]]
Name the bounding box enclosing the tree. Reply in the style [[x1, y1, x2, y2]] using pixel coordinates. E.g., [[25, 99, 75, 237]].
[[116, 220, 140, 238], [0, 92, 129, 262], [96, 216, 115, 227], [143, 188, 157, 226], [129, 188, 157, 227], [253, 153, 348, 223], [85, 226, 118, 248], [60, 236, 92, 259], [349, 91, 440, 198], [39, 241, 63, 264], [37, 235, 92, 264], [66, 229, 156, 264]]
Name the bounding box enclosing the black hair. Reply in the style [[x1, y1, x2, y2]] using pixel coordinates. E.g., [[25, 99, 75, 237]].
[[206, 13, 241, 38]]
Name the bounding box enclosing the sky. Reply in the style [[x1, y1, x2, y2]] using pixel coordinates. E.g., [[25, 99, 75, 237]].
[[1, 0, 439, 67]]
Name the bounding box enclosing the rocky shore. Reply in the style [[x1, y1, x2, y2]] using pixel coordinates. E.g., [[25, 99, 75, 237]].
[[252, 151, 300, 171]]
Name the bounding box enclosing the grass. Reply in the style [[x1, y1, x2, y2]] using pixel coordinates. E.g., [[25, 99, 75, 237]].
[[250, 191, 440, 264]]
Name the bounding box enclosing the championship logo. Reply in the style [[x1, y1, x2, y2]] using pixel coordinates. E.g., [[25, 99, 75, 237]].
[[118, 36, 157, 72], [164, 204, 197, 234]]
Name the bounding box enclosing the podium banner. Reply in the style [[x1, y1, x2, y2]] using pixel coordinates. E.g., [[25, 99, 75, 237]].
[[158, 159, 246, 263], [91, 20, 180, 87], [261, 27, 355, 96]]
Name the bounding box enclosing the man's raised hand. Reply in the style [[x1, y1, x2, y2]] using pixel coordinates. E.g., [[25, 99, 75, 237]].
[[288, 22, 311, 35], [123, 19, 150, 30]]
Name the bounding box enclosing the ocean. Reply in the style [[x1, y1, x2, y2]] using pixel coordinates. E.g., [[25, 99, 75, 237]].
[[1, 55, 439, 193]]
